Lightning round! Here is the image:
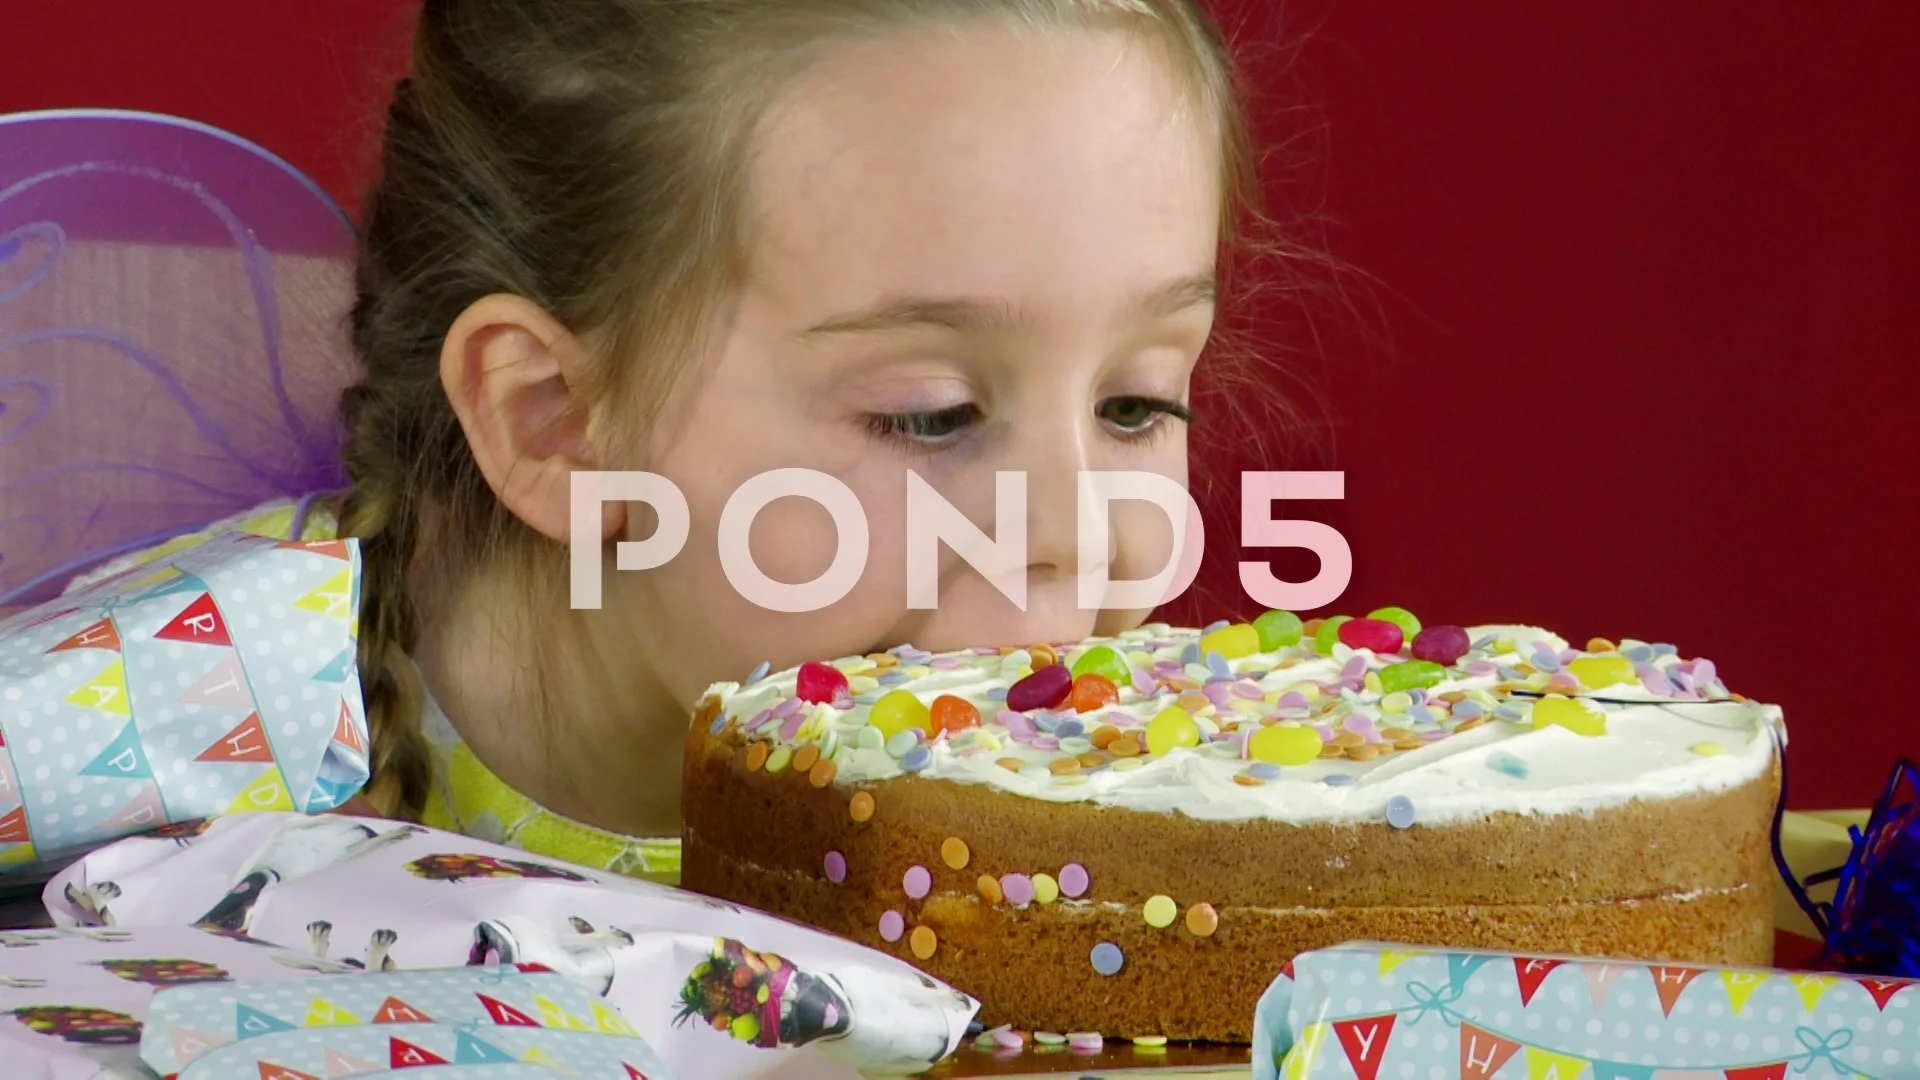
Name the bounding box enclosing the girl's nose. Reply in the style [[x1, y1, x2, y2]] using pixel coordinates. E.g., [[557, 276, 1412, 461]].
[[1015, 416, 1105, 588]]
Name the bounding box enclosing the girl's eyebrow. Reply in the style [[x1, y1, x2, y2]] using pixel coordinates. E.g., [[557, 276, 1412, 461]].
[[804, 271, 1217, 338]]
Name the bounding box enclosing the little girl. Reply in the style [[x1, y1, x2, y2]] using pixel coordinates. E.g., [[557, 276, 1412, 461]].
[[94, 0, 1270, 885]]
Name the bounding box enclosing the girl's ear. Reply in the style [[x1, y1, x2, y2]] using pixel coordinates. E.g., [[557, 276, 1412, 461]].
[[440, 295, 625, 545]]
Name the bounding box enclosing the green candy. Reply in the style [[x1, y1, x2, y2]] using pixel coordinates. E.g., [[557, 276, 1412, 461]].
[[1379, 660, 1446, 694], [1312, 615, 1352, 655], [1367, 606, 1422, 642], [1253, 610, 1305, 651], [1070, 644, 1132, 685]]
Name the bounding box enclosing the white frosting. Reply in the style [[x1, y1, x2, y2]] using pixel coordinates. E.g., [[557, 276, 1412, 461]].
[[702, 623, 1783, 827]]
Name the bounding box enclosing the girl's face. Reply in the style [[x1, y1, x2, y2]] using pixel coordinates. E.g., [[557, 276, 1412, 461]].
[[629, 22, 1222, 705]]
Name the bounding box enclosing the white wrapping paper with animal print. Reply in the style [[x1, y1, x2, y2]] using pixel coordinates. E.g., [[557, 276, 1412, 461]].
[[42, 812, 978, 1079]]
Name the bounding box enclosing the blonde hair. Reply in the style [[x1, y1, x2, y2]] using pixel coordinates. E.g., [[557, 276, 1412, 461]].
[[341, 0, 1263, 819]]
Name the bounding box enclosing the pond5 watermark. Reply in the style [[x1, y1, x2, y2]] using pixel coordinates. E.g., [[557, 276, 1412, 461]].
[[570, 470, 1351, 613]]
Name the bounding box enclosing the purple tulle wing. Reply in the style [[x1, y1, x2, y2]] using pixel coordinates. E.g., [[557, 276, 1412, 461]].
[[0, 110, 357, 607]]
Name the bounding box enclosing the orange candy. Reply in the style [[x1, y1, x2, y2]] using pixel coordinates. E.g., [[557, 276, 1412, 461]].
[[1070, 673, 1120, 714], [930, 694, 981, 734]]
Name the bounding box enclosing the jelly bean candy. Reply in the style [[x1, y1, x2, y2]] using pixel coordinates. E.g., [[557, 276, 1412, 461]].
[[1568, 656, 1636, 689], [1070, 644, 1132, 685], [1312, 615, 1352, 655], [1531, 694, 1607, 737], [870, 689, 931, 739], [796, 660, 850, 705], [1248, 724, 1321, 767], [1199, 623, 1260, 662], [1071, 673, 1121, 714], [1379, 660, 1445, 694], [931, 694, 981, 733], [1145, 707, 1201, 756], [1366, 606, 1422, 641], [1337, 617, 1404, 654], [1007, 663, 1073, 712], [1410, 625, 1470, 665], [1253, 609, 1305, 651]]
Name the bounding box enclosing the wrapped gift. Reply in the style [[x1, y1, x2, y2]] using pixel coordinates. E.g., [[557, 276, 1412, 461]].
[[0, 533, 367, 880], [45, 811, 977, 1079], [1253, 944, 1919, 1080], [1798, 759, 1919, 979]]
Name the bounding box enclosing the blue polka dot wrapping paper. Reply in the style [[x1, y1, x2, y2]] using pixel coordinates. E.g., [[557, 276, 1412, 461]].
[[0, 533, 367, 879], [1251, 944, 1920, 1080]]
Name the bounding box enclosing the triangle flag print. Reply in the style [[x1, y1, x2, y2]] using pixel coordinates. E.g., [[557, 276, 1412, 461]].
[[1592, 1064, 1656, 1080], [593, 999, 638, 1036], [1526, 1046, 1590, 1080], [1719, 970, 1768, 1015], [66, 659, 132, 717], [1459, 1022, 1522, 1080], [1858, 978, 1909, 1011], [235, 1003, 295, 1039], [0, 806, 31, 845], [226, 767, 295, 814], [257, 1063, 320, 1080], [80, 720, 152, 779], [324, 1048, 382, 1077], [48, 617, 120, 654], [304, 997, 362, 1026], [1725, 1065, 1788, 1080], [154, 593, 233, 647], [1283, 1022, 1330, 1080], [180, 654, 256, 709], [523, 1046, 563, 1067], [1378, 950, 1417, 976], [276, 538, 351, 560], [534, 992, 591, 1030], [1448, 952, 1492, 989], [312, 646, 355, 683], [625, 1066, 651, 1080], [170, 1026, 226, 1065], [455, 1030, 517, 1064], [306, 768, 363, 814], [131, 568, 199, 604], [294, 569, 354, 620], [196, 713, 275, 764], [332, 697, 366, 755], [1515, 957, 1566, 1006], [1332, 1015, 1396, 1080], [478, 993, 541, 1027], [1789, 973, 1835, 1013], [0, 751, 18, 800], [105, 782, 166, 831], [1649, 965, 1704, 1017], [373, 996, 432, 1024], [1586, 963, 1626, 1011], [0, 840, 35, 866], [389, 1036, 449, 1068]]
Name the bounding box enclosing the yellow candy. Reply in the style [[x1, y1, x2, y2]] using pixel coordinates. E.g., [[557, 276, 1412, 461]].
[[901, 665, 932, 679], [1363, 672, 1383, 694], [1033, 874, 1060, 904], [1381, 692, 1411, 714], [1248, 724, 1322, 767], [1199, 624, 1260, 662], [1568, 656, 1636, 689], [869, 690, 931, 740], [1531, 694, 1607, 737], [1691, 741, 1727, 756], [847, 675, 879, 694], [765, 745, 793, 773], [1145, 707, 1201, 756], [1143, 894, 1178, 928], [1231, 698, 1266, 716], [1126, 650, 1154, 668]]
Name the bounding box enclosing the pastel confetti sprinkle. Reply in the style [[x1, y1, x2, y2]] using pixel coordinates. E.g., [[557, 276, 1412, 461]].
[[903, 865, 932, 899], [745, 659, 772, 685], [1035, 1031, 1066, 1046], [824, 851, 847, 883], [1324, 773, 1355, 787], [1143, 894, 1178, 928], [991, 1027, 1024, 1050], [1033, 873, 1060, 905], [1385, 795, 1417, 829], [901, 746, 933, 772], [1059, 862, 1089, 898], [941, 836, 970, 869], [879, 910, 904, 942], [909, 925, 937, 959], [1090, 941, 1125, 976], [1486, 751, 1529, 778], [1133, 1035, 1168, 1047], [1001, 873, 1036, 906], [1692, 741, 1727, 756]]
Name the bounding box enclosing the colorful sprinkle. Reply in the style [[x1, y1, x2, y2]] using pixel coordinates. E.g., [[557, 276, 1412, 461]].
[[824, 851, 847, 883], [1323, 773, 1355, 787], [942, 837, 971, 870], [849, 791, 876, 822], [1486, 751, 1529, 779], [745, 742, 770, 771], [1001, 873, 1036, 906], [765, 745, 793, 774], [977, 874, 1004, 904], [1185, 902, 1219, 937], [1059, 863, 1089, 898], [1033, 873, 1060, 905], [1068, 1032, 1105, 1052], [903, 866, 932, 899], [910, 925, 938, 960], [1143, 894, 1178, 928], [1385, 795, 1417, 829], [1035, 1031, 1067, 1046], [1090, 942, 1125, 976], [1145, 706, 1202, 756], [1133, 1035, 1168, 1047], [1691, 741, 1728, 756], [1531, 694, 1608, 737], [901, 746, 933, 772], [879, 911, 905, 942], [1248, 762, 1283, 781], [991, 1027, 1024, 1050]]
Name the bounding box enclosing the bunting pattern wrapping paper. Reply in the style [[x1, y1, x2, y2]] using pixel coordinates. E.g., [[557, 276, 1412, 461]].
[[0, 532, 367, 878], [1252, 944, 1920, 1080], [173, 1023, 671, 1080], [44, 812, 978, 1079]]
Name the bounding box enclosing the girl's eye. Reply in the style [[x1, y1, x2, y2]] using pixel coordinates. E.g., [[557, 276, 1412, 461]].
[[864, 402, 983, 447], [1098, 395, 1192, 440]]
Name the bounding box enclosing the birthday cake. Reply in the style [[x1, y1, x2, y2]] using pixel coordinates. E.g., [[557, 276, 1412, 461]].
[[680, 612, 1784, 1041]]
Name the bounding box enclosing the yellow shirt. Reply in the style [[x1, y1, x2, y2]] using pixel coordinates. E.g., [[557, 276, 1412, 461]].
[[70, 499, 681, 885]]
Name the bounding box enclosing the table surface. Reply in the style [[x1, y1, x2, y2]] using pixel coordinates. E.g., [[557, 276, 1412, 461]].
[[927, 1041, 1252, 1077]]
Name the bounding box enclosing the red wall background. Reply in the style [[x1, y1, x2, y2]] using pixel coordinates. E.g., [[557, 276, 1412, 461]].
[[4, 2, 1914, 809]]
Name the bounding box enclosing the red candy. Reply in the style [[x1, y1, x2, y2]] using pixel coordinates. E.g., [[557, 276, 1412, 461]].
[[1070, 673, 1120, 713], [931, 694, 981, 733], [1007, 663, 1073, 712], [795, 660, 849, 705], [1337, 617, 1404, 655], [1411, 625, 1471, 665]]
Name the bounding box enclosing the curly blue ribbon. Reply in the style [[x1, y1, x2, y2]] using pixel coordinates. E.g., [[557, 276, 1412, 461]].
[[1791, 1026, 1856, 1074], [1404, 979, 1470, 1028]]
